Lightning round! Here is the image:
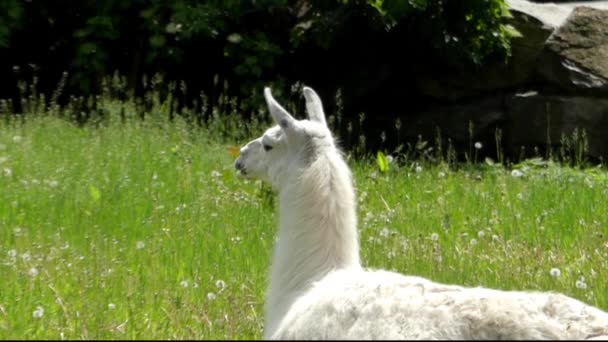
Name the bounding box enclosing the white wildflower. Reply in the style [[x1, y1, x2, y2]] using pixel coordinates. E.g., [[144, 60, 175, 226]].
[[207, 292, 217, 301], [474, 142, 483, 150], [12, 135, 23, 143], [415, 166, 423, 173], [180, 280, 189, 288], [108, 303, 116, 310], [136, 241, 145, 249], [211, 170, 221, 178]]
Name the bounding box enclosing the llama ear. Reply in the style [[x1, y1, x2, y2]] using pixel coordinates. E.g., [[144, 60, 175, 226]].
[[264, 87, 296, 131], [303, 86, 327, 126]]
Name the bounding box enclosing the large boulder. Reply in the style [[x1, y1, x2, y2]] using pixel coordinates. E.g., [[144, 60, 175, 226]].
[[417, 1, 608, 101], [505, 91, 608, 159], [537, 6, 608, 92], [410, 1, 608, 161]]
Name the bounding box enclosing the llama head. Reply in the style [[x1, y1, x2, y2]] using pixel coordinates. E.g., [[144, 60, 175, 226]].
[[235, 86, 334, 188]]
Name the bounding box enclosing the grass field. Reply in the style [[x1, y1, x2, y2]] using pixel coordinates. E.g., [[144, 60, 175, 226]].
[[1, 106, 607, 339]]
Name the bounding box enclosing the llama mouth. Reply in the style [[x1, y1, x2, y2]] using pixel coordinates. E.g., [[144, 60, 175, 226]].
[[235, 165, 248, 176], [235, 160, 247, 176]]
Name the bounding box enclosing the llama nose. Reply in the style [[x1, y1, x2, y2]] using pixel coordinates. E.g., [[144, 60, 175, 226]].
[[235, 160, 244, 171]]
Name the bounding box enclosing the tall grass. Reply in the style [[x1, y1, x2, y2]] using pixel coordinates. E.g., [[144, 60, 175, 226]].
[[0, 81, 607, 339]]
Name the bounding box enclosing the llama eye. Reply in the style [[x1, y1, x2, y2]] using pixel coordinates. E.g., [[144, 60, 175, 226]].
[[263, 144, 273, 151]]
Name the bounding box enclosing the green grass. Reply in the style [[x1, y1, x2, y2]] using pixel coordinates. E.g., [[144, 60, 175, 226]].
[[1, 112, 607, 339]]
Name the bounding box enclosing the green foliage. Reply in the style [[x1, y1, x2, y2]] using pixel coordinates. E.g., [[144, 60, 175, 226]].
[[0, 0, 22, 48], [366, 0, 519, 64], [4, 0, 518, 99], [376, 150, 390, 173]]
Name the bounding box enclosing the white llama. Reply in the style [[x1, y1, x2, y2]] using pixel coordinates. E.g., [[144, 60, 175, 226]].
[[234, 86, 608, 340]]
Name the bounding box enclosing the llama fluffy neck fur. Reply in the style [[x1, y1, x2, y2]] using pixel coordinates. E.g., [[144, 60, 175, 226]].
[[264, 147, 361, 336]]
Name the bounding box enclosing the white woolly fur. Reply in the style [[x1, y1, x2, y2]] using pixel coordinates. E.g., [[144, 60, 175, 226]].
[[234, 86, 608, 340]]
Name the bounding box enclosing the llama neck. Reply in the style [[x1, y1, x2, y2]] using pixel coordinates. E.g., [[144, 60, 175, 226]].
[[264, 150, 361, 335]]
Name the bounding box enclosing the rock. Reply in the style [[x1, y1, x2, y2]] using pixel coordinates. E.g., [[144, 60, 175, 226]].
[[505, 91, 608, 159], [507, 0, 574, 27], [537, 6, 608, 92], [417, 1, 608, 100], [416, 0, 560, 101], [396, 96, 506, 154]]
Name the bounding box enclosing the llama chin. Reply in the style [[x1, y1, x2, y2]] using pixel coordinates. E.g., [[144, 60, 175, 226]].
[[235, 86, 608, 340]]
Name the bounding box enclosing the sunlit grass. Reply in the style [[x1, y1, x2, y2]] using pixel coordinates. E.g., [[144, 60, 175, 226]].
[[0, 114, 607, 339]]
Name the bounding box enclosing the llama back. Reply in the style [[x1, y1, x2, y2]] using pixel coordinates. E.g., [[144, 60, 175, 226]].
[[270, 268, 608, 340]]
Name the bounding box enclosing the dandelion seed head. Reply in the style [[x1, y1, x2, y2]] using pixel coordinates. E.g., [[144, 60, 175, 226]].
[[430, 233, 439, 242], [207, 292, 217, 301], [28, 267, 39, 277], [478, 230, 486, 238], [470, 238, 478, 246], [576, 279, 587, 289], [415, 166, 423, 173], [7, 249, 17, 258], [211, 170, 221, 178], [108, 303, 116, 310], [180, 280, 189, 288], [32, 306, 44, 318], [379, 227, 390, 239], [21, 252, 31, 262], [215, 280, 226, 289], [474, 142, 483, 150], [550, 268, 561, 278], [511, 169, 524, 178], [136, 241, 145, 249]]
